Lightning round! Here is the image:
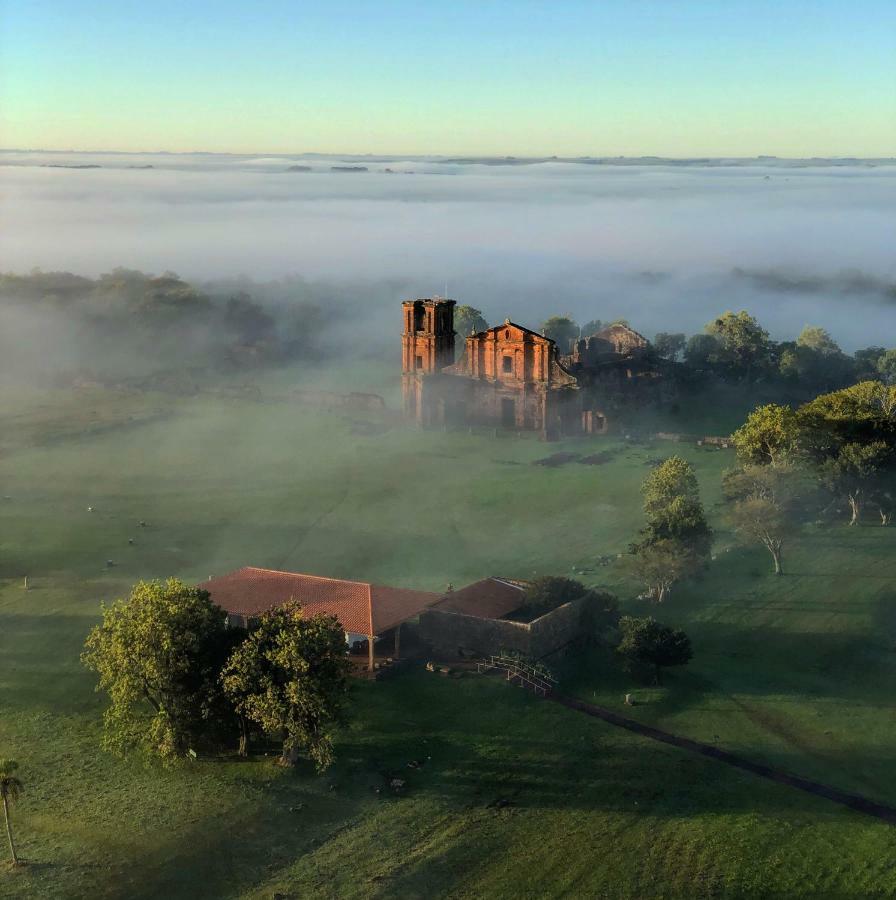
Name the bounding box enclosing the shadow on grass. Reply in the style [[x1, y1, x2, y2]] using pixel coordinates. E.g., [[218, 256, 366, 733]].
[[95, 670, 878, 898]]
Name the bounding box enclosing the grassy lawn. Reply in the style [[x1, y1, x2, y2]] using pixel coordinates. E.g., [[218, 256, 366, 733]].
[[2, 372, 896, 897]]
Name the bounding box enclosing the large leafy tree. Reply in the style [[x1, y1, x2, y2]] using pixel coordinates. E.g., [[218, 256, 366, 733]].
[[705, 310, 773, 379], [221, 603, 350, 771], [724, 465, 806, 574], [876, 349, 896, 385], [616, 616, 692, 684], [454, 305, 488, 338], [540, 315, 579, 353], [732, 403, 801, 467], [773, 327, 853, 391], [639, 456, 711, 557], [653, 332, 687, 363], [854, 346, 886, 379], [0, 760, 23, 867], [82, 579, 234, 760], [625, 457, 710, 604], [519, 577, 618, 637], [683, 333, 721, 370], [796, 325, 841, 356], [798, 381, 896, 524], [621, 539, 700, 603], [819, 441, 892, 525], [520, 576, 588, 618]]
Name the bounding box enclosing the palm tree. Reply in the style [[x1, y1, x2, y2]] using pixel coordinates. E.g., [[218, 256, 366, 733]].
[[0, 760, 23, 866]]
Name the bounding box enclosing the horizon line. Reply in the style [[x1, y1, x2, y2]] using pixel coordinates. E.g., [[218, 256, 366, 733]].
[[2, 148, 893, 162]]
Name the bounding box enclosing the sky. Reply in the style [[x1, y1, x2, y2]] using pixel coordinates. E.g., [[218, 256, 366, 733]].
[[1, 1, 894, 157]]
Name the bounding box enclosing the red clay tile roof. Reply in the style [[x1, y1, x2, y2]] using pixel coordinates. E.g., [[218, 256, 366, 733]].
[[432, 577, 526, 619], [201, 567, 442, 635]]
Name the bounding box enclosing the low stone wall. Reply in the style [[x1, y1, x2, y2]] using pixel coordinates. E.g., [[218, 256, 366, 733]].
[[655, 431, 732, 448], [420, 597, 586, 659]]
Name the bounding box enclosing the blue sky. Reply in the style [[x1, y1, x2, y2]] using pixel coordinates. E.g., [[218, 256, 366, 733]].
[[2, 0, 894, 155]]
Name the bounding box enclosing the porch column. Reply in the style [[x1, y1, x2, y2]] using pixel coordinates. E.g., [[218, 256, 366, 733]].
[[394, 622, 402, 658], [367, 635, 375, 672]]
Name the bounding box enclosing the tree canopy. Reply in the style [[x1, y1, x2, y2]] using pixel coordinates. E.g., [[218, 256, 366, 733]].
[[616, 616, 692, 683], [454, 305, 488, 338], [622, 538, 701, 603], [724, 465, 807, 574], [732, 403, 801, 467], [540, 316, 579, 352], [221, 602, 350, 771], [653, 332, 686, 362], [82, 579, 234, 760], [639, 456, 711, 556], [705, 310, 773, 378]]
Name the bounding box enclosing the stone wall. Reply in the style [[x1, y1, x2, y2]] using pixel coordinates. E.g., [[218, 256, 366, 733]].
[[420, 596, 586, 659], [528, 597, 586, 658]]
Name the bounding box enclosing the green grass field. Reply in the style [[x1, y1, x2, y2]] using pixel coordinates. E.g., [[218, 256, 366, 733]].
[[3, 368, 896, 898]]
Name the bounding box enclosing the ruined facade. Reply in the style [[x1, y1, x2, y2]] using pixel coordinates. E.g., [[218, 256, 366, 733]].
[[401, 299, 668, 439]]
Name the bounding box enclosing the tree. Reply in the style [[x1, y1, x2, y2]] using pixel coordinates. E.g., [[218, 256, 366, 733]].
[[724, 465, 805, 574], [519, 577, 618, 641], [732, 403, 801, 466], [622, 538, 700, 603], [0, 760, 23, 867], [540, 316, 579, 352], [797, 325, 840, 356], [705, 310, 773, 379], [653, 332, 686, 362], [616, 616, 692, 683], [579, 319, 604, 338], [776, 328, 853, 390], [876, 349, 896, 385], [798, 382, 896, 524], [639, 456, 711, 557], [520, 576, 588, 618], [819, 441, 892, 525], [519, 577, 618, 635], [454, 305, 488, 338], [221, 602, 350, 771], [82, 579, 234, 760], [855, 346, 886, 379], [683, 333, 720, 370]]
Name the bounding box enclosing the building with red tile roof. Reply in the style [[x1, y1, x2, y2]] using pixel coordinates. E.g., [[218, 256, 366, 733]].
[[202, 566, 444, 669]]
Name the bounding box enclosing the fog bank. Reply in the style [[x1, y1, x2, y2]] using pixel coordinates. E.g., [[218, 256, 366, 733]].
[[2, 152, 895, 350]]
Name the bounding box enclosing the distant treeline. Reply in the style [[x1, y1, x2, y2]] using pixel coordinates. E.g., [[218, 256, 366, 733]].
[[528, 309, 896, 398], [0, 268, 366, 380]]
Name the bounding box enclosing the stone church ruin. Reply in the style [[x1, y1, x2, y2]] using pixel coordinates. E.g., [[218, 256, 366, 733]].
[[401, 298, 668, 439]]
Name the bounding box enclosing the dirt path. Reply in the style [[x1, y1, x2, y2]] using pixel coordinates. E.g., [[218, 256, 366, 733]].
[[552, 693, 896, 825]]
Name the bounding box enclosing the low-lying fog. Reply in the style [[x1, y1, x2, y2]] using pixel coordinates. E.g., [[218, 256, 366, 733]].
[[2, 151, 895, 350]]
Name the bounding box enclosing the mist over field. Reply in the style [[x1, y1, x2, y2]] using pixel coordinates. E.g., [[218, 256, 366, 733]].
[[2, 151, 896, 358]]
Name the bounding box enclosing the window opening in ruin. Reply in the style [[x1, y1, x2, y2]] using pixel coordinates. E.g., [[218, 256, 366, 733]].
[[502, 355, 513, 374], [415, 355, 423, 370]]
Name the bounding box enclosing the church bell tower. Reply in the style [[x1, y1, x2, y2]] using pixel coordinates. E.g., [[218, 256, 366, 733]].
[[401, 298, 456, 375], [401, 297, 456, 421]]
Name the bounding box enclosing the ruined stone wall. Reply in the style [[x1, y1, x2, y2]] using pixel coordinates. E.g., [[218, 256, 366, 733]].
[[420, 597, 586, 659], [527, 599, 586, 658], [420, 607, 532, 656]]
